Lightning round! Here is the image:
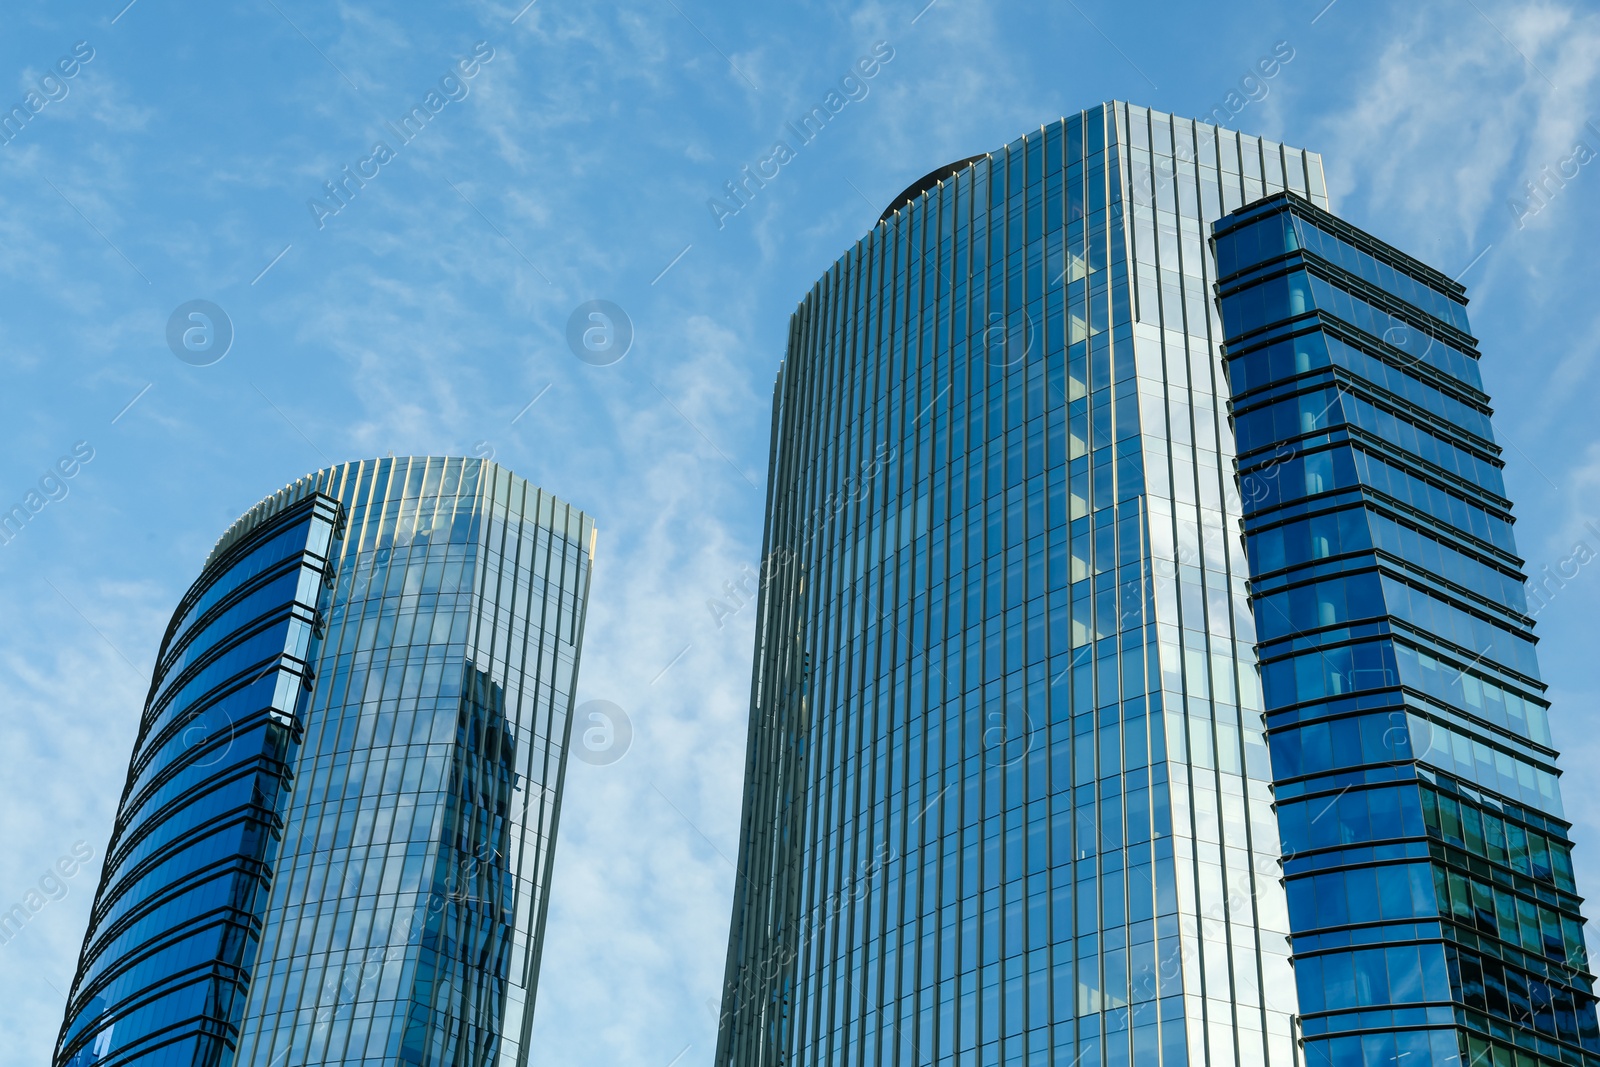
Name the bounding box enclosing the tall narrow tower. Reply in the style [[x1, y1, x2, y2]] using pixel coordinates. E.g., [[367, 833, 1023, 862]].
[[1214, 193, 1600, 1067], [716, 103, 1329, 1067], [55, 457, 595, 1067]]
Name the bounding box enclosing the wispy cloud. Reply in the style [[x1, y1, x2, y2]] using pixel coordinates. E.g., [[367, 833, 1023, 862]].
[[5, 2, 1600, 1065], [1315, 1, 1600, 255]]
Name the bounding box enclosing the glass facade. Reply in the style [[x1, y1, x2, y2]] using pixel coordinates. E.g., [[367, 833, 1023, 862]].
[[54, 457, 595, 1067], [56, 493, 340, 1067], [715, 103, 1331, 1067], [1214, 194, 1599, 1067]]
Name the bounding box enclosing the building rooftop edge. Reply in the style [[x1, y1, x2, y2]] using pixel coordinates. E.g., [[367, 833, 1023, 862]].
[[868, 100, 1323, 234], [1217, 190, 1469, 301], [202, 457, 591, 571]]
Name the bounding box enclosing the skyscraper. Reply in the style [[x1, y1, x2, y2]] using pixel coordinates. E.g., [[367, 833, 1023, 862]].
[[716, 103, 1330, 1067], [54, 457, 595, 1067], [1213, 194, 1600, 1067]]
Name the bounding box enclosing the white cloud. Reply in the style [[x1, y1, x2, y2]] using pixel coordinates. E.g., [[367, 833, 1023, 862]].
[[0, 577, 168, 1059], [1314, 1, 1600, 255], [8, 2, 1600, 1065]]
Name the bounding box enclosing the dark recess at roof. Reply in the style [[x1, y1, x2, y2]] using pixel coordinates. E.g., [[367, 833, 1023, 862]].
[[878, 155, 988, 223]]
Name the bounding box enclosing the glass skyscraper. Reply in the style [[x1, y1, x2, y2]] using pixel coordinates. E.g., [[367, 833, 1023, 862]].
[[54, 456, 595, 1067], [1214, 194, 1599, 1067], [716, 103, 1332, 1067]]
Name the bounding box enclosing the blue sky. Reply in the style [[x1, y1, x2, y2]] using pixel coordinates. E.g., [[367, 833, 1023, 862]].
[[2, 0, 1598, 1063]]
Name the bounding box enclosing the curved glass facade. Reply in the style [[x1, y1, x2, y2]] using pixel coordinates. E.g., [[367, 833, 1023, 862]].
[[717, 103, 1330, 1067], [56, 492, 340, 1067], [1215, 194, 1600, 1067], [55, 457, 595, 1067]]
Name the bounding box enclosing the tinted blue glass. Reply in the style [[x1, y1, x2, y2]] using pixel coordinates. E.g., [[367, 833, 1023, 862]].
[[56, 494, 337, 1067], [718, 105, 1334, 1067], [56, 459, 596, 1067], [1215, 193, 1599, 1067]]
